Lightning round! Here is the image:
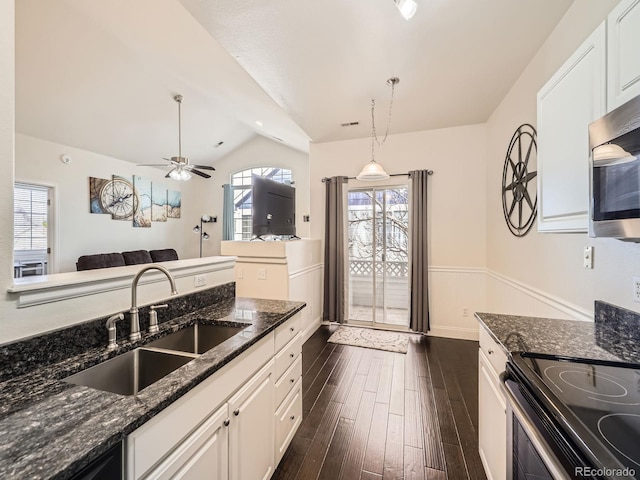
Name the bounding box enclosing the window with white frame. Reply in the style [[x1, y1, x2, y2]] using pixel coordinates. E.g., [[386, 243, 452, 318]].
[[230, 167, 293, 240], [14, 183, 50, 277]]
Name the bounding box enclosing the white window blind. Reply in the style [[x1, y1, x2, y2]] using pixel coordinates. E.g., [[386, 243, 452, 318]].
[[14, 183, 48, 252]]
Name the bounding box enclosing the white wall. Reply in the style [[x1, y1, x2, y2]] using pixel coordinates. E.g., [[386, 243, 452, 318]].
[[15, 134, 212, 272], [485, 0, 638, 318], [206, 134, 310, 256], [309, 124, 488, 339]]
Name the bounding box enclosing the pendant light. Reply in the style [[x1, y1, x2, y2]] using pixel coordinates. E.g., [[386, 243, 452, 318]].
[[357, 77, 399, 181], [395, 0, 418, 20]]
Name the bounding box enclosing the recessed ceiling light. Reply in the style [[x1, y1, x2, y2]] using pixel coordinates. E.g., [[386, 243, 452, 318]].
[[395, 0, 417, 20], [255, 120, 264, 127]]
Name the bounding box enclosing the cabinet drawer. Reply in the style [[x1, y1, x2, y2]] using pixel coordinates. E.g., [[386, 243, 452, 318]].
[[275, 333, 302, 381], [275, 380, 303, 465], [275, 312, 302, 352], [478, 325, 508, 376], [275, 354, 302, 409]]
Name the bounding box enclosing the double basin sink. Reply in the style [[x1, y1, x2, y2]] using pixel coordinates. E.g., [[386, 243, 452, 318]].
[[65, 324, 246, 396]]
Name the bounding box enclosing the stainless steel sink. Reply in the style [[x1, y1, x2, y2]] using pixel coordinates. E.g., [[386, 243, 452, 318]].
[[146, 324, 245, 354], [64, 348, 194, 396]]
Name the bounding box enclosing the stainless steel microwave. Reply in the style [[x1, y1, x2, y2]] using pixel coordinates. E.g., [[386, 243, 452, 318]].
[[589, 93, 640, 240]]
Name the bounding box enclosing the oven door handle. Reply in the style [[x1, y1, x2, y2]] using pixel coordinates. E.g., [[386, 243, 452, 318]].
[[500, 372, 572, 480]]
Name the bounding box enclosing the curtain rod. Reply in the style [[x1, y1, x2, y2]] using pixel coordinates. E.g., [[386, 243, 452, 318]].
[[321, 170, 434, 182]]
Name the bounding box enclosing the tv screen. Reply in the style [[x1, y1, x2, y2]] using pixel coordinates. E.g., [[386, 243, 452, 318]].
[[251, 175, 296, 237]]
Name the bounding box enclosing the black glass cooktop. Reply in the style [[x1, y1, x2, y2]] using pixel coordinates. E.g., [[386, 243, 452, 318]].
[[513, 353, 640, 476]]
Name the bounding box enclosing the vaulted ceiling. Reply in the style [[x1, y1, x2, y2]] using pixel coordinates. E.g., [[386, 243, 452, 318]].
[[16, 0, 573, 166]]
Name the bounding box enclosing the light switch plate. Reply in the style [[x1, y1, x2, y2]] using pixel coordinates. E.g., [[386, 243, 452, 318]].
[[634, 277, 640, 303]]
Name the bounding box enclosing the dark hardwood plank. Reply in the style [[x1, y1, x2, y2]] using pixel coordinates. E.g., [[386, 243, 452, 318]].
[[272, 436, 313, 480], [361, 472, 383, 480], [302, 325, 336, 376], [433, 387, 459, 446], [303, 345, 343, 413], [442, 443, 469, 480], [404, 446, 426, 480], [303, 342, 337, 391], [376, 363, 393, 404], [383, 413, 404, 480], [318, 417, 355, 480], [339, 391, 377, 480], [389, 354, 405, 415], [331, 348, 364, 404], [362, 402, 389, 474], [404, 389, 424, 449], [426, 467, 447, 480], [404, 339, 419, 391], [341, 373, 367, 420], [297, 400, 343, 479], [418, 376, 446, 471], [364, 357, 383, 392], [450, 399, 487, 480], [298, 384, 338, 439]]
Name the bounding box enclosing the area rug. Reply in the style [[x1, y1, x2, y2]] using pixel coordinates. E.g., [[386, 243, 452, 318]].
[[327, 326, 409, 354]]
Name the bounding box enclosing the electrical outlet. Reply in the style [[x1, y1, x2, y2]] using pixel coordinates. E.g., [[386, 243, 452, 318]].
[[257, 268, 267, 280], [583, 246, 594, 269], [194, 274, 206, 288], [462, 307, 469, 317], [634, 276, 640, 303]]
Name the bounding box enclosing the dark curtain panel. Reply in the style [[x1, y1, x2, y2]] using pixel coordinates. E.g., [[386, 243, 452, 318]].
[[323, 176, 348, 323], [409, 170, 430, 333], [222, 184, 234, 241]]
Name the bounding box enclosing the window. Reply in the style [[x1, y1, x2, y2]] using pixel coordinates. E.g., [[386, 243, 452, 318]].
[[14, 183, 50, 277], [230, 167, 293, 240]]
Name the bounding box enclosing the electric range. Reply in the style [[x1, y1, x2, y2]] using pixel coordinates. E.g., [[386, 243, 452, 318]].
[[504, 352, 640, 479]]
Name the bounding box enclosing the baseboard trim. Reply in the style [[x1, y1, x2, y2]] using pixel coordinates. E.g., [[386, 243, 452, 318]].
[[486, 269, 591, 322]]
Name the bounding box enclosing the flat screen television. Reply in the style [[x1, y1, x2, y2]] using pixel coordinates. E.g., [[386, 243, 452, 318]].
[[251, 175, 296, 238]]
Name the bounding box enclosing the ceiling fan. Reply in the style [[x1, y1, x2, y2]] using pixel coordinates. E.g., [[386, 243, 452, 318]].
[[138, 94, 216, 180]]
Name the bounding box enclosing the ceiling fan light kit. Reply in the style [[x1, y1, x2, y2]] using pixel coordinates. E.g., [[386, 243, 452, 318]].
[[395, 0, 417, 20], [138, 94, 216, 181]]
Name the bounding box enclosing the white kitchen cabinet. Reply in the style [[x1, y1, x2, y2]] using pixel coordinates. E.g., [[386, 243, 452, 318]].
[[228, 360, 275, 480], [478, 325, 507, 480], [145, 404, 229, 480], [607, 0, 640, 111], [537, 22, 606, 232]]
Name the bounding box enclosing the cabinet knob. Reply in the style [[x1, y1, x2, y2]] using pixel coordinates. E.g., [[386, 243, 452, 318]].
[[488, 349, 494, 355], [290, 378, 295, 383], [290, 415, 295, 421], [234, 408, 240, 416], [290, 353, 295, 358], [223, 419, 230, 427], [290, 327, 295, 332]]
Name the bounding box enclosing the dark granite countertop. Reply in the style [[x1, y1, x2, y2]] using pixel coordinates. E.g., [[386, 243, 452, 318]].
[[0, 297, 305, 480], [475, 312, 622, 362]]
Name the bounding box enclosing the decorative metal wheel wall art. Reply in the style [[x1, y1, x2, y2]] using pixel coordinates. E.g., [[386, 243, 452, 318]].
[[502, 124, 538, 237]]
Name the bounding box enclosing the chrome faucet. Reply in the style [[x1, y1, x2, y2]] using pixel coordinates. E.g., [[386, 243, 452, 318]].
[[129, 265, 178, 342]]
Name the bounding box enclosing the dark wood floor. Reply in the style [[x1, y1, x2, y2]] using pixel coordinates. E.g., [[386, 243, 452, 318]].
[[272, 326, 487, 480]]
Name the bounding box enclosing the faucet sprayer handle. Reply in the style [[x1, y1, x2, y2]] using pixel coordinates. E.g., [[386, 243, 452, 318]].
[[105, 313, 125, 350], [148, 304, 169, 334]]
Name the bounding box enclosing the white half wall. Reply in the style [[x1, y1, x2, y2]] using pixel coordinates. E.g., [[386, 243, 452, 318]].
[[15, 133, 213, 272], [485, 0, 640, 317]]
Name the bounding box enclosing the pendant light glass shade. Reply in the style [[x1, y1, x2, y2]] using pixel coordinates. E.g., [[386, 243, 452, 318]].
[[357, 160, 390, 181], [395, 0, 417, 20]]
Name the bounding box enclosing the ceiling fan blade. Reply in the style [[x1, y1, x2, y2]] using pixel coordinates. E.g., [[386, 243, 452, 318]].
[[191, 165, 216, 171], [137, 163, 170, 167], [191, 169, 212, 179], [165, 170, 174, 178]]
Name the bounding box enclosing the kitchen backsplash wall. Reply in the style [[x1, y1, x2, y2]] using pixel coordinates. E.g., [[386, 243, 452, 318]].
[[0, 282, 235, 381], [595, 300, 640, 363]]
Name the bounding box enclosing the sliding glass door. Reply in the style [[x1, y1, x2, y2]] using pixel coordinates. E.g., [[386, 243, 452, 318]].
[[347, 187, 409, 328]]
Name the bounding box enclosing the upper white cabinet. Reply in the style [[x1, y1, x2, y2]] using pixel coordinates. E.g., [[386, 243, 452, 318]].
[[607, 0, 640, 111], [537, 22, 607, 233]]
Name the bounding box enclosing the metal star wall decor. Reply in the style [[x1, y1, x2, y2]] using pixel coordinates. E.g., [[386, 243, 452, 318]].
[[502, 124, 538, 237]]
